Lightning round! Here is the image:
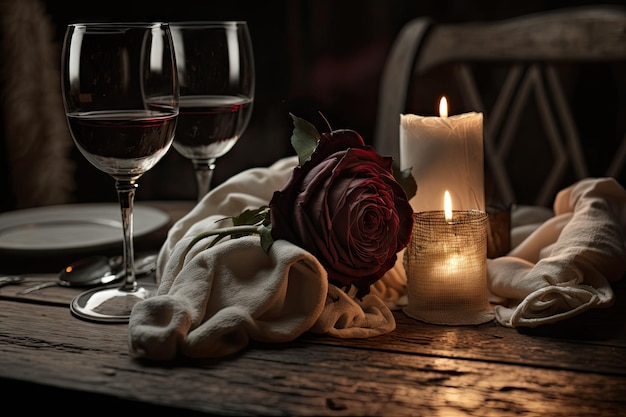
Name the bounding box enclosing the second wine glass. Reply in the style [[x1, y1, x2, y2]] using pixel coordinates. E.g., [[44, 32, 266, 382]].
[[170, 21, 255, 201]]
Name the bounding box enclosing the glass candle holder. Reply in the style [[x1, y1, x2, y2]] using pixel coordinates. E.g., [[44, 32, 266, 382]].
[[486, 203, 511, 258], [403, 210, 494, 325]]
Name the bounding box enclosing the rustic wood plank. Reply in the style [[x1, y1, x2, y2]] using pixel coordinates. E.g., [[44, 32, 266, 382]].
[[1, 300, 625, 416], [416, 6, 626, 73], [3, 279, 624, 365], [308, 281, 626, 376], [2, 279, 625, 375]]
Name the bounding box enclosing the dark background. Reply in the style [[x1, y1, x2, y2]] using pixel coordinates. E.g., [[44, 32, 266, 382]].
[[3, 0, 626, 207]]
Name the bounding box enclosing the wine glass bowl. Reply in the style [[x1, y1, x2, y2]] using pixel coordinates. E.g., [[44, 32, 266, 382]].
[[170, 21, 255, 200], [66, 111, 176, 178], [61, 22, 179, 323]]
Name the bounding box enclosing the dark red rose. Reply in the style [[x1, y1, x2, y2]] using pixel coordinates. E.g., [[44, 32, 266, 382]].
[[269, 129, 414, 298]]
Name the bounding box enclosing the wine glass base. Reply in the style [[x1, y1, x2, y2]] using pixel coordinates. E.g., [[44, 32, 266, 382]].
[[70, 282, 159, 324]]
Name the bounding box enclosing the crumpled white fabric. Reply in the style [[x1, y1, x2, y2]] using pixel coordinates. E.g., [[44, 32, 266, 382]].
[[128, 156, 402, 360], [487, 177, 626, 327]]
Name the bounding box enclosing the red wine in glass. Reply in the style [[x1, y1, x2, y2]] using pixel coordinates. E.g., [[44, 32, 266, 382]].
[[170, 21, 255, 201], [67, 109, 177, 177], [172, 95, 252, 161]]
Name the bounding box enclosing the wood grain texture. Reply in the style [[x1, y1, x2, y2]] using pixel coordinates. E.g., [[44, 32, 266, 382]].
[[416, 6, 626, 73], [1, 295, 625, 416]]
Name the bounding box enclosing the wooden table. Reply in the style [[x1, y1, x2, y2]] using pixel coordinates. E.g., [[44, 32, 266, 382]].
[[1, 201, 625, 416]]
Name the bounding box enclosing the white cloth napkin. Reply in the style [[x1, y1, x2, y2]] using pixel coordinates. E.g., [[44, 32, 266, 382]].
[[487, 177, 626, 327], [129, 157, 401, 360]]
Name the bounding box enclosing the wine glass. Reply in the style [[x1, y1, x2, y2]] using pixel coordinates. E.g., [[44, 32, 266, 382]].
[[169, 21, 255, 201], [61, 22, 179, 323]]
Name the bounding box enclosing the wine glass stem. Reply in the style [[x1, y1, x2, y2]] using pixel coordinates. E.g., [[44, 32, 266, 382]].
[[116, 179, 138, 292], [193, 159, 217, 202]]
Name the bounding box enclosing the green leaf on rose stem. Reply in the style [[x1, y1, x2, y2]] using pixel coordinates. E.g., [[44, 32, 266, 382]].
[[259, 225, 275, 253], [231, 206, 271, 227], [289, 113, 320, 165], [392, 161, 418, 200]]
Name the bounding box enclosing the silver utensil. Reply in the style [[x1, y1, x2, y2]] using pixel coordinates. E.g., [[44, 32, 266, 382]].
[[0, 253, 157, 294]]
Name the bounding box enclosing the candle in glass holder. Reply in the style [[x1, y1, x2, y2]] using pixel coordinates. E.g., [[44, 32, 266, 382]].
[[400, 97, 484, 212], [403, 191, 494, 325]]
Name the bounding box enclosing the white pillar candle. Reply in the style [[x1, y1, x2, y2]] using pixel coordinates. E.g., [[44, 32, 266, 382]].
[[400, 97, 484, 212]]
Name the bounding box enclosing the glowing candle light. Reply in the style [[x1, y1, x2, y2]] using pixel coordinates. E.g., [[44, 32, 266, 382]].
[[444, 190, 453, 223], [439, 96, 448, 118]]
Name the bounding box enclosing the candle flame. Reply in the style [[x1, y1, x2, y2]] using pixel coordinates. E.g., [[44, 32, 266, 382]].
[[444, 190, 453, 222], [439, 96, 448, 118]]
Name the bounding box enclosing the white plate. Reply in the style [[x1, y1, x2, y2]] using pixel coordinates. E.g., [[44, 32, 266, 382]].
[[0, 203, 169, 255]]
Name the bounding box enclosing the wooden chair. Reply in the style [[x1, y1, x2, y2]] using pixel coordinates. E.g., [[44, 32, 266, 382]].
[[374, 5, 626, 207]]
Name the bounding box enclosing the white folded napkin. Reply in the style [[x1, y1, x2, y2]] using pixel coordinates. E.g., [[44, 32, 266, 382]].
[[487, 177, 626, 327], [129, 157, 402, 360]]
